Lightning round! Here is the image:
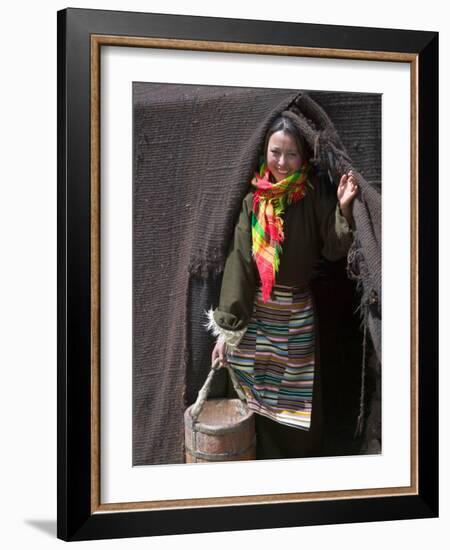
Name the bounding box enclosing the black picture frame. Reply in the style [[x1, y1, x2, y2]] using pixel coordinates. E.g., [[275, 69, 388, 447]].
[[57, 7, 438, 541]]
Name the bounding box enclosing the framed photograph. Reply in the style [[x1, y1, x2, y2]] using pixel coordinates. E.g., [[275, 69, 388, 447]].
[[57, 8, 438, 541]]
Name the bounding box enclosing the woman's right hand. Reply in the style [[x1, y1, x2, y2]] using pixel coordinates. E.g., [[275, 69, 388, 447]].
[[211, 339, 226, 368]]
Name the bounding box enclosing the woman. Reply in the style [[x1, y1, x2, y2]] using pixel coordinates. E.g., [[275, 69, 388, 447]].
[[206, 115, 358, 459]]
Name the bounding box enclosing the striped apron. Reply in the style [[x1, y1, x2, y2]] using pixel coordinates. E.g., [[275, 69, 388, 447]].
[[226, 283, 316, 430]]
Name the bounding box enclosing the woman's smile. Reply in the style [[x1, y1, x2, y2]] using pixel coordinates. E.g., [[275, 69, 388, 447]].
[[266, 130, 303, 182]]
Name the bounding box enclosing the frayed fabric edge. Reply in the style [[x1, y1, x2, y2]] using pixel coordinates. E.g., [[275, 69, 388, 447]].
[[204, 308, 247, 351]]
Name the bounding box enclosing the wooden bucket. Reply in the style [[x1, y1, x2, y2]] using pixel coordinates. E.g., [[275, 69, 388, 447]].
[[184, 360, 255, 463]]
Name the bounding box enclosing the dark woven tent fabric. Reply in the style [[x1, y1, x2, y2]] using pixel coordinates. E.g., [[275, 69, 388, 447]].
[[133, 83, 381, 465]]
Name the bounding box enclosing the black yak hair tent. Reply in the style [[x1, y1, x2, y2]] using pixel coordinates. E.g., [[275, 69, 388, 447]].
[[132, 83, 381, 465]]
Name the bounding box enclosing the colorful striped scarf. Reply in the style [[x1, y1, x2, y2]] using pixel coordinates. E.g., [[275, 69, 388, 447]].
[[251, 162, 311, 302]]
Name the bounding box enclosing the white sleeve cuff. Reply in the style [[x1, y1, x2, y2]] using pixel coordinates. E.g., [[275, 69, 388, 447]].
[[204, 308, 247, 351]]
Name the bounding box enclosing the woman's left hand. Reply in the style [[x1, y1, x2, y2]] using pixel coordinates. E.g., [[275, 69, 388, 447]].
[[337, 170, 359, 211]]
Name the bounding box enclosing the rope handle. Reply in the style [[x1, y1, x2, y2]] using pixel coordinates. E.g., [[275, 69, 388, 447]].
[[190, 357, 249, 422]]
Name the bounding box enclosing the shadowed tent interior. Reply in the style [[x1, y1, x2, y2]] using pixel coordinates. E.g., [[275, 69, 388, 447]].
[[132, 83, 381, 465]]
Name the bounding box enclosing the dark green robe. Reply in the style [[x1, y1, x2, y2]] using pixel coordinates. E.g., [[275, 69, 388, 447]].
[[213, 175, 354, 333]]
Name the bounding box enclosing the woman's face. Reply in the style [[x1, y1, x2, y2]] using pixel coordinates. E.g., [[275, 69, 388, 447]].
[[266, 130, 303, 182]]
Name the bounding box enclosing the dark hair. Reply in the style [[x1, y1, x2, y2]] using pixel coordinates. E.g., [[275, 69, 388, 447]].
[[263, 115, 309, 162]]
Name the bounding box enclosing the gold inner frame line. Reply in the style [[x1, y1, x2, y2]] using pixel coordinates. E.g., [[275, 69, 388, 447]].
[[90, 34, 419, 514]]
